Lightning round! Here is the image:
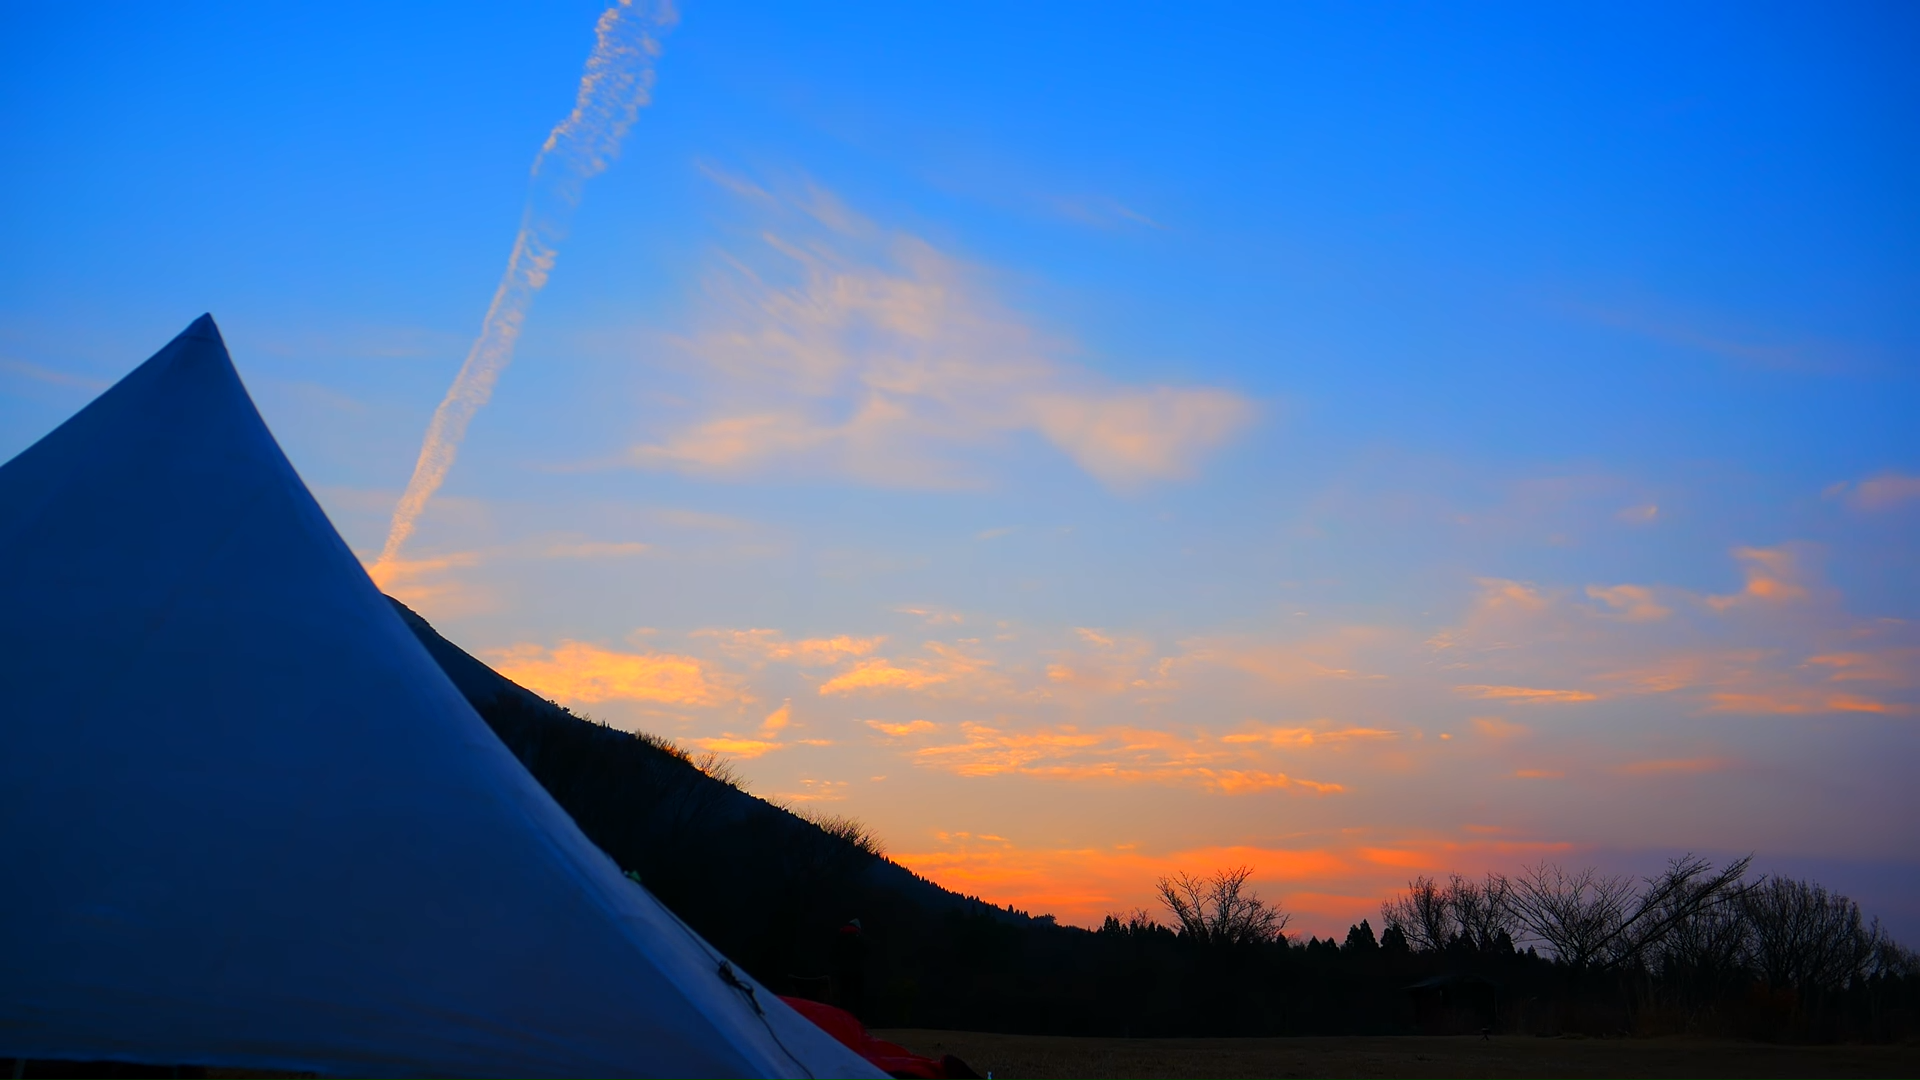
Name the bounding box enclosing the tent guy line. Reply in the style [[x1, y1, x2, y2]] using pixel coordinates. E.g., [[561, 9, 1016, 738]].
[[373, 0, 676, 581]]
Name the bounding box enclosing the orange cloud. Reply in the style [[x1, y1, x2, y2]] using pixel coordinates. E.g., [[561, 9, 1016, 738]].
[[1425, 579, 1560, 653], [1847, 472, 1920, 510], [628, 175, 1254, 490], [1707, 545, 1810, 610], [909, 721, 1344, 795], [1471, 717, 1530, 739], [772, 778, 848, 803], [700, 628, 884, 666], [1586, 583, 1671, 622], [913, 722, 1106, 775], [688, 736, 783, 759], [487, 640, 732, 707], [1594, 654, 1722, 695], [1705, 690, 1905, 715], [1471, 578, 1552, 616], [1358, 847, 1445, 870], [1454, 684, 1598, 704], [1206, 771, 1344, 795], [1042, 631, 1181, 697], [367, 551, 483, 586], [1592, 647, 1913, 716], [1513, 769, 1564, 779], [817, 642, 993, 696], [363, 550, 495, 618], [865, 719, 939, 737], [1805, 650, 1918, 686], [1219, 724, 1399, 749], [820, 660, 954, 695], [1172, 636, 1371, 685], [1026, 386, 1255, 488]]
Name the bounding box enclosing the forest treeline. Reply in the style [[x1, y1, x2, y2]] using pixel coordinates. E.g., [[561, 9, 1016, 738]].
[[397, 599, 1920, 1043], [1101, 860, 1918, 1041], [475, 691, 1919, 1042]]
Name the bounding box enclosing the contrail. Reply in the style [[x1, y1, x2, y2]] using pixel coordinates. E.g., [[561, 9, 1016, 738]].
[[373, 0, 676, 580]]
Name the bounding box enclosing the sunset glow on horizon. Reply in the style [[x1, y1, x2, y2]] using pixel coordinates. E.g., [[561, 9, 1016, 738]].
[[3, 1, 1915, 941]]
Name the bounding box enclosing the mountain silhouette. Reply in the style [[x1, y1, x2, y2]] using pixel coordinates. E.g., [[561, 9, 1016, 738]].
[[387, 596, 1033, 1017]]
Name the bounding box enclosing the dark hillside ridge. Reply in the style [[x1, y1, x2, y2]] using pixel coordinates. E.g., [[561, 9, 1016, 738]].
[[387, 597, 1038, 1017]]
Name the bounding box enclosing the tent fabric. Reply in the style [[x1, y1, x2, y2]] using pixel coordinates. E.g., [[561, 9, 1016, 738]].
[[0, 316, 883, 1079]]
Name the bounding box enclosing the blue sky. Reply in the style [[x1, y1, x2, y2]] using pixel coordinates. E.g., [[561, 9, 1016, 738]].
[[3, 1, 1916, 936]]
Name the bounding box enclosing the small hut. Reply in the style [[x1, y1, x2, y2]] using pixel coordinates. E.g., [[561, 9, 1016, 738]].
[[1404, 973, 1500, 1035]]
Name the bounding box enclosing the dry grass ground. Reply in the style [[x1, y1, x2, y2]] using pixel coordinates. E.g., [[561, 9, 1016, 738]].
[[872, 1029, 1920, 1079]]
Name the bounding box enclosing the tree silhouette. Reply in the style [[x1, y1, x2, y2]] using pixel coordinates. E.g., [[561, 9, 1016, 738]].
[[1155, 866, 1291, 946]]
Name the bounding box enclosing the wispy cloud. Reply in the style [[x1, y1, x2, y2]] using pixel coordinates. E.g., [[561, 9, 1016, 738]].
[[0, 357, 109, 390], [688, 736, 783, 758], [696, 628, 885, 667], [896, 605, 965, 626], [374, 0, 676, 577], [1805, 649, 1919, 686], [543, 540, 652, 559], [1707, 545, 1811, 610], [1218, 724, 1399, 749], [908, 720, 1346, 795], [1454, 684, 1599, 704], [1586, 584, 1671, 622], [366, 550, 495, 617], [626, 168, 1254, 491], [1564, 299, 1852, 373], [684, 699, 815, 760], [1704, 688, 1906, 716], [817, 642, 996, 696], [1471, 716, 1531, 740], [1047, 194, 1165, 231], [486, 639, 731, 708], [771, 778, 850, 803], [1831, 472, 1920, 511], [865, 719, 940, 737]]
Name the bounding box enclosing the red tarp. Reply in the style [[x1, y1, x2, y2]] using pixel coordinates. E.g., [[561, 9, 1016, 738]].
[[777, 997, 957, 1079]]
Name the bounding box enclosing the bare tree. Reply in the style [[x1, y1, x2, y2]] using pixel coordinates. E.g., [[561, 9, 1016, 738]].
[[1156, 866, 1291, 946], [1449, 872, 1518, 952], [1381, 873, 1516, 953], [1381, 875, 1452, 952], [1870, 937, 1920, 981], [1508, 854, 1751, 971], [1651, 889, 1753, 992], [1507, 863, 1638, 968], [1742, 876, 1880, 999], [1614, 854, 1754, 965]]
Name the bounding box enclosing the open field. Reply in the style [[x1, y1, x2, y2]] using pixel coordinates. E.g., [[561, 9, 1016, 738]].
[[873, 1029, 1920, 1079]]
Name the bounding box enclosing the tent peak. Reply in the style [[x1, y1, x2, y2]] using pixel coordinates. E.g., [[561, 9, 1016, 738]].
[[179, 312, 222, 342]]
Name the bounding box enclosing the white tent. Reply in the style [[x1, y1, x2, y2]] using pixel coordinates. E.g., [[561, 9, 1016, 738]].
[[0, 317, 884, 1079]]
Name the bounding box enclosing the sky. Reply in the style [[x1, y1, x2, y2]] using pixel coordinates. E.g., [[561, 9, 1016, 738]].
[[3, 1, 1917, 940]]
